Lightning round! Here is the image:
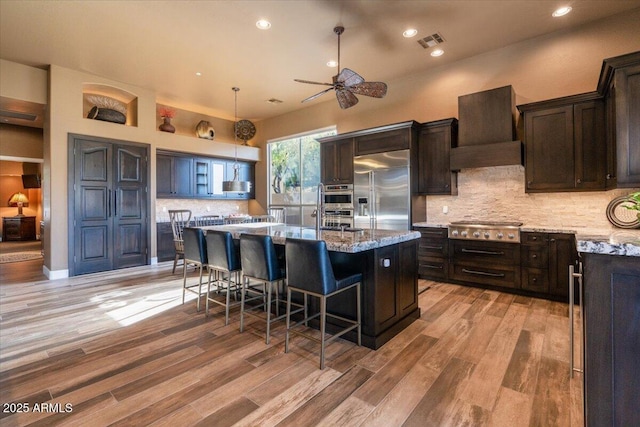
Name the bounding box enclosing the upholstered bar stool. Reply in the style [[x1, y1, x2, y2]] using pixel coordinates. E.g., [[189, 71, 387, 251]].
[[239, 234, 303, 344], [284, 238, 362, 369], [205, 230, 242, 325], [182, 227, 208, 311]]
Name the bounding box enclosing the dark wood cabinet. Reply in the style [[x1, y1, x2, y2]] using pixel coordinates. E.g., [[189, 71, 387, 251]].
[[417, 119, 458, 195], [156, 222, 175, 262], [157, 151, 254, 200], [582, 253, 640, 426], [415, 226, 449, 280], [157, 152, 193, 197], [519, 93, 606, 193], [354, 126, 411, 155], [598, 51, 640, 188], [320, 138, 354, 184], [449, 240, 521, 290], [69, 135, 149, 276], [2, 216, 36, 241], [520, 232, 577, 300]]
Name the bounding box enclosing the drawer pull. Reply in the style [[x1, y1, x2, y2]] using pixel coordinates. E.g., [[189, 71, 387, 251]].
[[422, 231, 444, 236], [532, 254, 537, 259], [461, 268, 505, 278], [461, 248, 505, 256], [420, 245, 443, 250], [423, 264, 443, 270]]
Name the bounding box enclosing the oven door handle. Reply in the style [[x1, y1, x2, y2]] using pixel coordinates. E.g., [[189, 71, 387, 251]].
[[461, 248, 505, 256]]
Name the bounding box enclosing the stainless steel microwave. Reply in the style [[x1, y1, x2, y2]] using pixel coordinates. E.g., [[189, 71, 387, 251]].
[[324, 184, 353, 208]]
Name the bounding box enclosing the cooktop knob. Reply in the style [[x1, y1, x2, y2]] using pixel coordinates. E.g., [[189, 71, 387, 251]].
[[473, 231, 480, 238], [497, 232, 504, 239], [484, 232, 491, 238], [451, 230, 459, 236], [508, 233, 515, 239], [461, 231, 468, 237]]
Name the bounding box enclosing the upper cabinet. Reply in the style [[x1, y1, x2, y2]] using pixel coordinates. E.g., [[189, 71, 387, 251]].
[[417, 118, 458, 195], [157, 150, 254, 200], [320, 138, 354, 184], [518, 93, 606, 193], [598, 51, 640, 188]]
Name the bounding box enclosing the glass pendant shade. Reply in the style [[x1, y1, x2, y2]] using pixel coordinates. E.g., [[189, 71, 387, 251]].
[[223, 87, 251, 193]]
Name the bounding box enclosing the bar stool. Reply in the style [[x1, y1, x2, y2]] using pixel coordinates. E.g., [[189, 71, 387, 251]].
[[182, 227, 208, 311], [205, 230, 242, 325], [284, 238, 362, 369], [239, 234, 302, 344]]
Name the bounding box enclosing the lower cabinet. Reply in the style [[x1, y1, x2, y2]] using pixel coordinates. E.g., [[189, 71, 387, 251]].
[[157, 222, 175, 262], [2, 216, 36, 241], [415, 226, 449, 280], [582, 253, 640, 426], [449, 240, 521, 289]]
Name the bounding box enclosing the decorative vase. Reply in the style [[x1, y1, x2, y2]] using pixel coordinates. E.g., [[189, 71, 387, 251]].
[[159, 117, 175, 133], [195, 120, 215, 139]]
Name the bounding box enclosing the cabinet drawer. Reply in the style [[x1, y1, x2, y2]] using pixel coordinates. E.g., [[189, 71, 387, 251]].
[[419, 258, 448, 280], [521, 232, 547, 245], [450, 240, 520, 266], [450, 262, 520, 289], [419, 238, 447, 257], [521, 245, 549, 268], [521, 267, 550, 293], [416, 227, 448, 239]]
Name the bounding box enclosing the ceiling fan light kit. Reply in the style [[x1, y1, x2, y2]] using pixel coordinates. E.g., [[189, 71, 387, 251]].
[[295, 26, 387, 109]]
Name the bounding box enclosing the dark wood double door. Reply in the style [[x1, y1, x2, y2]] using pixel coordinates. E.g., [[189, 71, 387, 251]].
[[69, 135, 149, 276]]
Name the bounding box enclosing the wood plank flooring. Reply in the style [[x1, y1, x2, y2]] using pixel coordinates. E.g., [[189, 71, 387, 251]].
[[0, 260, 584, 426]]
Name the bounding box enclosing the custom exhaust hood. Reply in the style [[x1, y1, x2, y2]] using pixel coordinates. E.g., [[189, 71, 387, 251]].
[[450, 85, 523, 170]]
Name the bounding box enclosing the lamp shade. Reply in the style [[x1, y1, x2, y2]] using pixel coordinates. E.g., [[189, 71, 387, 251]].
[[8, 192, 29, 216]]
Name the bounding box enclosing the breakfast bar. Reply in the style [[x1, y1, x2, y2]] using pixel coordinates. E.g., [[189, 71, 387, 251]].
[[201, 223, 422, 349]]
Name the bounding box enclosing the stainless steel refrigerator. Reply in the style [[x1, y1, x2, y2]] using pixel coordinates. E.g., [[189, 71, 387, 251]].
[[353, 150, 410, 231]]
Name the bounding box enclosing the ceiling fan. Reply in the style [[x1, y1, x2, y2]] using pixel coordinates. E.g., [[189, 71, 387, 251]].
[[295, 26, 387, 109]]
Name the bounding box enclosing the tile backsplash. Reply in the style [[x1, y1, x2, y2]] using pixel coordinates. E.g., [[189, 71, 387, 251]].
[[425, 165, 639, 230], [156, 199, 248, 222]]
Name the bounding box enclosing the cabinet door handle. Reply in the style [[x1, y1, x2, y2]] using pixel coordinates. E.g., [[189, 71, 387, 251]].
[[461, 248, 504, 256], [569, 263, 584, 378], [576, 178, 582, 185], [114, 191, 117, 217], [420, 245, 443, 250], [108, 189, 112, 217], [423, 264, 443, 270], [462, 268, 505, 278], [532, 254, 537, 259]]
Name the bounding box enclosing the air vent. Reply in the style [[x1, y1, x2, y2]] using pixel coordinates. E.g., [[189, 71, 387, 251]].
[[267, 98, 283, 104], [0, 110, 38, 121], [417, 32, 445, 49]]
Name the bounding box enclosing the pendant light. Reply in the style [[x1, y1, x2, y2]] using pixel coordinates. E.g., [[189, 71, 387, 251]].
[[222, 87, 251, 193]]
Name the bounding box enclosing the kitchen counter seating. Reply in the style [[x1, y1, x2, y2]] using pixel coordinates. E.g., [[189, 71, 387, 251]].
[[199, 224, 421, 349]]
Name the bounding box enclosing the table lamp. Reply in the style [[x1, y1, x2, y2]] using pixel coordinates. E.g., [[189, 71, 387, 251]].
[[8, 192, 29, 217]]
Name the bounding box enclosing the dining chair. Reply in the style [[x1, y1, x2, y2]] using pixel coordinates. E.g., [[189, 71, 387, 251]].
[[169, 209, 192, 274], [268, 207, 286, 224], [284, 238, 362, 369], [195, 215, 223, 226]]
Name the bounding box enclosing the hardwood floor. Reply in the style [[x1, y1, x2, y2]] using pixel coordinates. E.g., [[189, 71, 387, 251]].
[[0, 261, 584, 426]]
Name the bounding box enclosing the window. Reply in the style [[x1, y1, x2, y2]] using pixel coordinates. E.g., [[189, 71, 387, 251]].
[[268, 127, 336, 225]]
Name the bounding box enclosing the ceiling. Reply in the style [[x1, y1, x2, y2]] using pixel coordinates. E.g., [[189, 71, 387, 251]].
[[2, 0, 640, 126]]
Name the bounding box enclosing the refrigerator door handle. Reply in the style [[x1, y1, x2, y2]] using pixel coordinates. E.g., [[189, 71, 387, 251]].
[[369, 171, 375, 229]]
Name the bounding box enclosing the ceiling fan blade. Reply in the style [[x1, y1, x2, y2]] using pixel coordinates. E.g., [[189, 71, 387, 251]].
[[294, 79, 334, 86], [337, 68, 364, 86], [347, 82, 388, 98], [301, 87, 334, 103], [335, 89, 359, 109]]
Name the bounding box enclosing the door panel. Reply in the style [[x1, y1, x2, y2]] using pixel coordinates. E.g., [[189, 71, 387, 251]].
[[80, 226, 109, 260]]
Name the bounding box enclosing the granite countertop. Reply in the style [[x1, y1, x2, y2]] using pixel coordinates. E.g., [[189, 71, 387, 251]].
[[200, 223, 421, 253]]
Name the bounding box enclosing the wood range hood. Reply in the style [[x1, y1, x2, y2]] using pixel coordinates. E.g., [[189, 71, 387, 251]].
[[450, 85, 523, 170]]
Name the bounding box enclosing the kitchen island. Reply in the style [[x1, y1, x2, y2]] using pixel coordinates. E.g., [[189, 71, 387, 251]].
[[201, 223, 421, 349], [575, 229, 640, 427]]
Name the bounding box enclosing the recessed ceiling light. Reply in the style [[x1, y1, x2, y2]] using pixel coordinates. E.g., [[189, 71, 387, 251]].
[[195, 72, 202, 76], [403, 29, 418, 38], [326, 60, 338, 68], [256, 19, 271, 30], [430, 49, 444, 57], [552, 6, 572, 17]]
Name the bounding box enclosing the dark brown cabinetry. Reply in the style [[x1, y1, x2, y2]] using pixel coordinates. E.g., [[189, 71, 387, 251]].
[[157, 152, 193, 197], [518, 93, 606, 193], [415, 226, 449, 280], [2, 216, 36, 241], [157, 151, 255, 200], [320, 138, 354, 184], [417, 119, 458, 195], [520, 232, 577, 298], [156, 222, 175, 262], [449, 240, 521, 289], [598, 51, 640, 187], [582, 253, 640, 426]]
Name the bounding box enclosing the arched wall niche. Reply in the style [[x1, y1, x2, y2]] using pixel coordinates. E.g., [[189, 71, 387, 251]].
[[82, 83, 138, 127]]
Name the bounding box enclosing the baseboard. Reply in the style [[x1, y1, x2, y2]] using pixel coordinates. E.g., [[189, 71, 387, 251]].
[[43, 265, 69, 280]]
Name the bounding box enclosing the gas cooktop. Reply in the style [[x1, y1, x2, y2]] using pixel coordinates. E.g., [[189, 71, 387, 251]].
[[448, 221, 522, 243]]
